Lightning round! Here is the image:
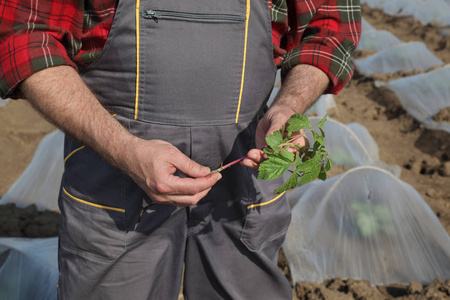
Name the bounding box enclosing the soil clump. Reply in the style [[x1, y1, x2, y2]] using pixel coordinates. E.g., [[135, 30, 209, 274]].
[[0, 4, 449, 300]]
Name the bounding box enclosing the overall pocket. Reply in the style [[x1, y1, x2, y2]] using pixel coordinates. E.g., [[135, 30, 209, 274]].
[[59, 188, 127, 262], [138, 3, 247, 125], [60, 137, 128, 261], [240, 176, 292, 253]]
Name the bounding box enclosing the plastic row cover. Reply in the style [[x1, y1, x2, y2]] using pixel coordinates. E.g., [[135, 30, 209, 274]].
[[283, 166, 450, 285], [0, 237, 58, 300], [376, 65, 450, 133], [381, 0, 424, 16], [305, 94, 336, 118], [356, 30, 402, 52], [354, 42, 444, 76], [413, 0, 450, 26], [362, 0, 450, 26], [360, 0, 389, 8], [0, 98, 10, 107], [361, 0, 423, 16], [304, 117, 401, 176], [0, 130, 64, 211], [361, 0, 424, 16], [361, 18, 375, 33]]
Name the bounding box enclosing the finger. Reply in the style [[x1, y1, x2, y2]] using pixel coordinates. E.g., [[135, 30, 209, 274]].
[[153, 187, 213, 207], [156, 172, 222, 197], [240, 157, 260, 171], [169, 149, 211, 178], [246, 149, 267, 163], [241, 149, 267, 170]]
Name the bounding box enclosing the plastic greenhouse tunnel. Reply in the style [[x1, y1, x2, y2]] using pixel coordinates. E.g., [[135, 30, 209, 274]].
[[283, 166, 450, 285]]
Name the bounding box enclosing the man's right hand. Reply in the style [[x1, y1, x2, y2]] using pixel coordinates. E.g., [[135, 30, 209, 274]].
[[124, 138, 222, 207], [20, 66, 220, 207]]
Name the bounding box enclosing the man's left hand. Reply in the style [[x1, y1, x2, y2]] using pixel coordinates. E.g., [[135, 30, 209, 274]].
[[241, 104, 309, 171], [240, 64, 330, 171]]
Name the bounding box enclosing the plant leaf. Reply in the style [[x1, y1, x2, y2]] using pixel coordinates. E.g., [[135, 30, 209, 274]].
[[298, 164, 322, 185], [258, 153, 292, 180], [323, 156, 333, 172], [286, 114, 311, 133], [317, 168, 327, 181], [265, 130, 284, 151], [296, 151, 322, 168], [351, 202, 367, 213], [357, 214, 379, 237], [263, 147, 273, 155], [256, 114, 331, 193], [279, 148, 295, 162], [373, 205, 393, 221], [315, 113, 328, 130], [312, 131, 324, 150], [274, 172, 298, 194], [319, 127, 325, 138], [295, 154, 323, 185]]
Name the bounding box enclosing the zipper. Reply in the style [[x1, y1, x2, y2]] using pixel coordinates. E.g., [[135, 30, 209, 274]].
[[143, 9, 245, 23]]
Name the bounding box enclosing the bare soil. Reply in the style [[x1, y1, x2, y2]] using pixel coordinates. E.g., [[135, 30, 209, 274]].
[[434, 107, 450, 123], [0, 4, 449, 299]]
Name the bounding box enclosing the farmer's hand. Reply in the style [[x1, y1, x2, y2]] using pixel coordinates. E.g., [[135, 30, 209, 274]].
[[241, 64, 329, 171], [125, 138, 221, 206], [241, 104, 309, 171], [20, 67, 220, 207]]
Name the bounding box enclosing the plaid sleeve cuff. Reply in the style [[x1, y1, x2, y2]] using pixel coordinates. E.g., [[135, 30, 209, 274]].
[[0, 32, 77, 99], [280, 31, 357, 94]]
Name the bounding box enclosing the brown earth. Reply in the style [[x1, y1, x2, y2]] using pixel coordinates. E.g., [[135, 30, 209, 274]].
[[434, 107, 450, 123], [0, 4, 449, 300]]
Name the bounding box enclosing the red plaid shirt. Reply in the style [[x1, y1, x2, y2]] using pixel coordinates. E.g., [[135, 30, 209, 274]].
[[0, 0, 360, 99]]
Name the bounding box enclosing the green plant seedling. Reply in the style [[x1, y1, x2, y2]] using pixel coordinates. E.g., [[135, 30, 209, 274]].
[[258, 113, 332, 194], [212, 113, 332, 194], [351, 202, 394, 237]]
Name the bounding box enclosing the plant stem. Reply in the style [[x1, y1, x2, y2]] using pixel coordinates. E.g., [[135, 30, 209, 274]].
[[210, 124, 318, 174], [279, 127, 314, 147], [211, 156, 246, 173]]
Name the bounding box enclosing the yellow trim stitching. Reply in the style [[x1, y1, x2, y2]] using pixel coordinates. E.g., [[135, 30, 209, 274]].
[[134, 0, 141, 119], [64, 146, 85, 164], [64, 115, 116, 164], [235, 0, 251, 124], [63, 187, 126, 213], [247, 192, 286, 209]]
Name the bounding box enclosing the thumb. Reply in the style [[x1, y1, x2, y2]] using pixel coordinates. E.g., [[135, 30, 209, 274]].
[[267, 122, 283, 136], [255, 118, 285, 149], [172, 153, 211, 178]]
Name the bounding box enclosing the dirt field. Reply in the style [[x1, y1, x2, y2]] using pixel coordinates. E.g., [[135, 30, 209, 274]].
[[287, 5, 450, 299], [0, 4, 449, 299]]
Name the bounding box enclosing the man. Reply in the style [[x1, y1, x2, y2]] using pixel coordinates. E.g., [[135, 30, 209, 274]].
[[0, 0, 360, 299]]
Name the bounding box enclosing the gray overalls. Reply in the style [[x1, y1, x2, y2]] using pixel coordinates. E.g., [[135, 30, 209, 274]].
[[57, 0, 293, 299]]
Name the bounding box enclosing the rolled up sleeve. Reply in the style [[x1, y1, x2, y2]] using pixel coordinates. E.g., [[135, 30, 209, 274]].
[[281, 0, 361, 94], [0, 0, 82, 99]]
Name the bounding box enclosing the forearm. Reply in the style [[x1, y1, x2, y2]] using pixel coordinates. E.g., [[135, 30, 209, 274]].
[[279, 1, 361, 94], [20, 65, 135, 171], [20, 65, 221, 206], [248, 64, 328, 154], [271, 64, 330, 114]]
